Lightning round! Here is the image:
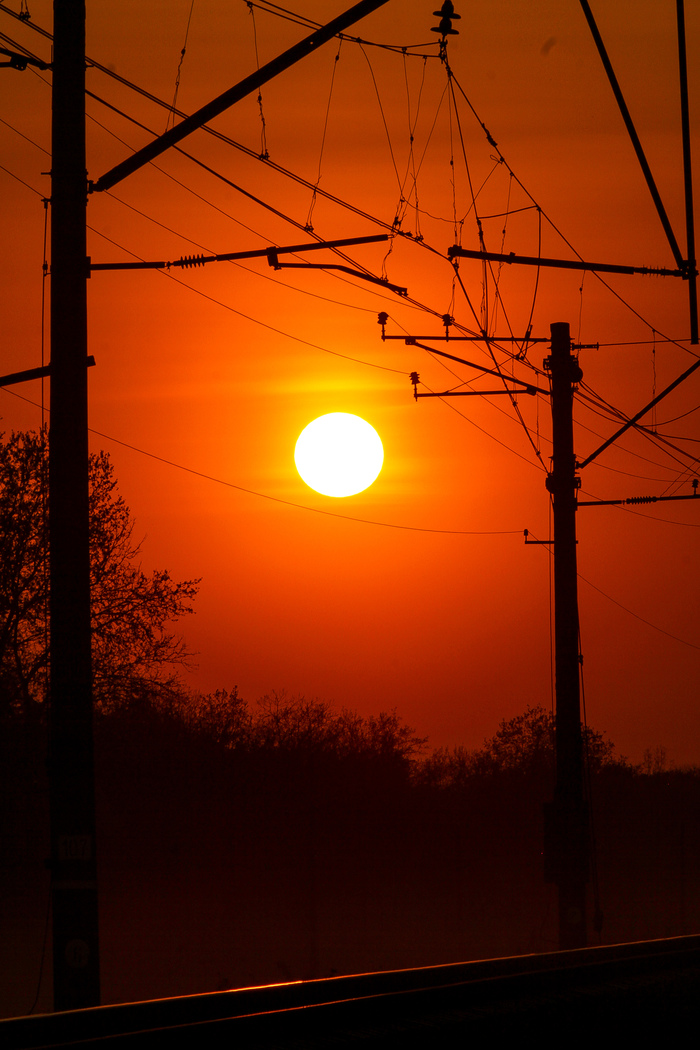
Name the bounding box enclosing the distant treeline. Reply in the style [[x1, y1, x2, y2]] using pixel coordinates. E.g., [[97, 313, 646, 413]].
[[2, 691, 699, 1016]]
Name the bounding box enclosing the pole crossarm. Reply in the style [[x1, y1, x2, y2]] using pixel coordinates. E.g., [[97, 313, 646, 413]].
[[578, 353, 700, 469], [407, 339, 548, 393], [90, 0, 391, 194], [89, 234, 389, 273], [381, 333, 550, 343], [415, 388, 536, 398], [524, 529, 552, 544], [448, 246, 686, 278], [0, 45, 49, 70], [0, 358, 95, 388], [268, 261, 407, 296]]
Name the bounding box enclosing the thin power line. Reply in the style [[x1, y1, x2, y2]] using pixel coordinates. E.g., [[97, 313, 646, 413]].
[[89, 427, 524, 537], [528, 530, 700, 650], [580, 572, 700, 650], [0, 385, 519, 537]]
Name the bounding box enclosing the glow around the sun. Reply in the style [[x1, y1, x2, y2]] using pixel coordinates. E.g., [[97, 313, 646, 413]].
[[294, 413, 384, 497]]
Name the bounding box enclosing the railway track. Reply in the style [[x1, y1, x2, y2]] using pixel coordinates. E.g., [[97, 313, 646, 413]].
[[3, 935, 700, 1047]]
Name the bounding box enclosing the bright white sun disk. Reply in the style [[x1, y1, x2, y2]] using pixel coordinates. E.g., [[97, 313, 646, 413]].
[[294, 413, 384, 497]]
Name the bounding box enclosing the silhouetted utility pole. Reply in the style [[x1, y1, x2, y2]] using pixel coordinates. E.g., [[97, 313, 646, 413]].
[[543, 322, 588, 950], [396, 316, 590, 950], [49, 0, 100, 1011], [47, 0, 391, 1012]]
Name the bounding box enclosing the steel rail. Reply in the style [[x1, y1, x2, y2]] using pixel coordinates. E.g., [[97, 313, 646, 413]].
[[3, 935, 700, 1047]]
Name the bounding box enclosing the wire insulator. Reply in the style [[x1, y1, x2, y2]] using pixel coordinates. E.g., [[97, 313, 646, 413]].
[[431, 2, 461, 37], [625, 495, 657, 505], [177, 254, 206, 269], [409, 371, 420, 401]]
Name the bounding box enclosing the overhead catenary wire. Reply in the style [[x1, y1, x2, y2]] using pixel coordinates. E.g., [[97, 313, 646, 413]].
[[3, 6, 697, 494], [577, 383, 700, 474], [398, 50, 428, 239], [1, 138, 557, 478], [1, 128, 559, 476], [358, 41, 403, 194], [86, 224, 407, 375], [446, 63, 698, 359], [6, 13, 692, 372], [435, 56, 551, 467], [1, 6, 694, 359], [2, 2, 696, 713], [0, 104, 405, 321], [75, 84, 452, 321], [247, 0, 442, 57], [1, 180, 690, 496]]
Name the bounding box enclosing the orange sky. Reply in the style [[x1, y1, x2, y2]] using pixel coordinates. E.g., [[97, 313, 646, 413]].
[[2, 0, 699, 763]]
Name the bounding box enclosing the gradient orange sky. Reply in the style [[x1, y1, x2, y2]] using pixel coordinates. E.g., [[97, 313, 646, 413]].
[[2, 1, 699, 763]]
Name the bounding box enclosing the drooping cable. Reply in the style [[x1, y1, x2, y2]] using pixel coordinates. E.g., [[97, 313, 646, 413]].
[[306, 37, 342, 231], [358, 41, 402, 192], [165, 0, 196, 132], [399, 51, 428, 240], [246, 0, 270, 159]]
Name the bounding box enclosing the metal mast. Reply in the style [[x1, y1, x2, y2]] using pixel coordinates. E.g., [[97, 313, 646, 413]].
[[46, 0, 391, 1011], [49, 0, 100, 1011], [544, 322, 588, 950]]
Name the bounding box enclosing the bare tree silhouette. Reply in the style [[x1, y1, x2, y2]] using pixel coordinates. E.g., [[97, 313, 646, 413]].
[[0, 429, 199, 717]]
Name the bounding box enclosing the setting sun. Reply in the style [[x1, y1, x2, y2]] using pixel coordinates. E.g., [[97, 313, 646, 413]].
[[294, 413, 384, 498]]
